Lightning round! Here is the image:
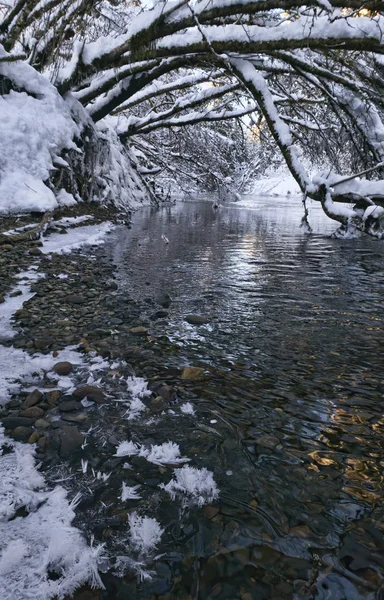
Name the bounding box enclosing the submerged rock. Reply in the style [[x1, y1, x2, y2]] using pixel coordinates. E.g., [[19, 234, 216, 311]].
[[181, 366, 206, 381], [185, 314, 209, 325]]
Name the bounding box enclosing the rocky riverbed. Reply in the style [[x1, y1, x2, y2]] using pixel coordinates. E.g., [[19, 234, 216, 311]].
[[0, 207, 226, 600]]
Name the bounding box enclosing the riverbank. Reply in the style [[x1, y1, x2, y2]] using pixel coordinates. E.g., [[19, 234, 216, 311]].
[[0, 206, 221, 599]]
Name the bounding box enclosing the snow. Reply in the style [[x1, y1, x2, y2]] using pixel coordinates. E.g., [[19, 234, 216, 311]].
[[0, 426, 103, 599], [0, 346, 83, 405], [128, 512, 164, 554], [56, 189, 77, 207], [116, 440, 190, 466], [160, 465, 219, 506], [52, 215, 94, 227], [180, 402, 195, 415], [140, 442, 191, 466], [0, 48, 80, 215], [121, 484, 141, 501], [123, 376, 152, 420], [0, 268, 43, 340], [40, 222, 113, 254], [115, 441, 141, 457]]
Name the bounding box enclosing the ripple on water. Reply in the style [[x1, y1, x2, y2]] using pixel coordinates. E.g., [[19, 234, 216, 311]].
[[108, 197, 384, 599]]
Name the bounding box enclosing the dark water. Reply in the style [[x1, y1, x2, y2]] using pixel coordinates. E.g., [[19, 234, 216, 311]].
[[110, 196, 384, 599]]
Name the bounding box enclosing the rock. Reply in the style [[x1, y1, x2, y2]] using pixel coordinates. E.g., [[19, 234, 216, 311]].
[[107, 281, 118, 290], [53, 361, 73, 376], [66, 294, 85, 304], [11, 426, 33, 441], [10, 289, 22, 297], [61, 413, 88, 423], [28, 431, 42, 443], [2, 416, 34, 429], [157, 384, 176, 401], [55, 425, 84, 457], [37, 436, 47, 452], [156, 293, 172, 308], [130, 326, 148, 335], [23, 389, 43, 408], [203, 506, 220, 519], [151, 396, 167, 413], [29, 247, 42, 256], [35, 419, 50, 429], [150, 310, 169, 320], [0, 295, 5, 304], [185, 314, 209, 325], [20, 406, 45, 419], [34, 336, 53, 350], [59, 400, 82, 412], [46, 390, 62, 405], [181, 366, 206, 381], [73, 385, 105, 404]]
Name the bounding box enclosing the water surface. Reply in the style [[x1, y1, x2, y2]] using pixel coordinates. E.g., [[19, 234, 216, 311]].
[[110, 196, 384, 599]]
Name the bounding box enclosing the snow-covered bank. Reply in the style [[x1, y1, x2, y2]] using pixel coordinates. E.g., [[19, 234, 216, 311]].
[[252, 171, 301, 196]]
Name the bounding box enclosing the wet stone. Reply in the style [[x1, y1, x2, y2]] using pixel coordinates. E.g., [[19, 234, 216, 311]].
[[11, 426, 33, 441], [185, 314, 210, 325], [20, 406, 45, 419], [35, 418, 50, 429], [59, 400, 82, 412], [2, 416, 34, 429], [130, 326, 148, 335], [54, 425, 84, 458], [181, 366, 206, 381], [23, 389, 43, 408], [73, 385, 105, 404], [66, 294, 85, 304]]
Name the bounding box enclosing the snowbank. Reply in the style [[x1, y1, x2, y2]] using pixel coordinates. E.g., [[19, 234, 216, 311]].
[[0, 47, 81, 215], [252, 172, 301, 196]]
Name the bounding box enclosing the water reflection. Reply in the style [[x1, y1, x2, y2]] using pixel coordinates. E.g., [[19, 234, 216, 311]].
[[110, 196, 384, 599]]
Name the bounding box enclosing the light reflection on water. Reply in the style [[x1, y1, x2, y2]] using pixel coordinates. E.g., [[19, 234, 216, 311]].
[[111, 196, 384, 599]]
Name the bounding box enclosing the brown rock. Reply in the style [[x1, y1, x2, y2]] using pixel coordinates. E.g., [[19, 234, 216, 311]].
[[203, 506, 220, 519], [130, 326, 148, 335], [158, 384, 176, 401], [28, 432, 42, 444], [53, 361, 73, 376], [35, 419, 50, 429], [34, 337, 53, 350], [20, 406, 45, 419], [29, 247, 42, 256], [22, 389, 43, 408], [73, 385, 105, 404], [37, 436, 47, 452], [46, 390, 62, 406], [181, 366, 206, 381], [151, 396, 167, 413]]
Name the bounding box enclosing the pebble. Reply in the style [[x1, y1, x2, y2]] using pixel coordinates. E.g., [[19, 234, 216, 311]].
[[22, 389, 43, 408], [11, 426, 33, 441], [53, 361, 73, 376], [185, 314, 210, 325], [73, 385, 105, 404], [20, 406, 45, 419], [35, 418, 50, 429], [130, 326, 148, 335]]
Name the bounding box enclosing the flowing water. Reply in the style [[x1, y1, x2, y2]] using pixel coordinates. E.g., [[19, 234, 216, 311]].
[[108, 196, 384, 599]]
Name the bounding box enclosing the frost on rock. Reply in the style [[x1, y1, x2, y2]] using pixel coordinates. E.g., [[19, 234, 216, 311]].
[[115, 440, 141, 457], [124, 376, 152, 420], [0, 426, 104, 600], [161, 465, 219, 507], [128, 512, 164, 554], [121, 484, 142, 501], [140, 442, 191, 466], [180, 402, 196, 415], [115, 440, 190, 466]]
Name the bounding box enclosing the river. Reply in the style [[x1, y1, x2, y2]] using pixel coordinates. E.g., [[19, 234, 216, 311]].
[[105, 195, 384, 599]]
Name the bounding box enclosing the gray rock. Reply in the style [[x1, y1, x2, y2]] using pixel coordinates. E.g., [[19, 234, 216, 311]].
[[156, 293, 172, 308], [34, 337, 53, 350], [55, 425, 84, 457], [35, 419, 50, 429], [185, 314, 210, 325], [61, 413, 88, 423], [2, 416, 34, 429], [59, 400, 82, 412], [66, 294, 85, 304], [11, 426, 34, 441]]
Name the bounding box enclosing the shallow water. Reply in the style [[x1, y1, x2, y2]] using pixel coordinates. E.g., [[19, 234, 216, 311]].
[[109, 196, 384, 599]]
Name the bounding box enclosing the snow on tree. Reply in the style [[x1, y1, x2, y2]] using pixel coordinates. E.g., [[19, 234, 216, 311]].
[[1, 0, 384, 234]]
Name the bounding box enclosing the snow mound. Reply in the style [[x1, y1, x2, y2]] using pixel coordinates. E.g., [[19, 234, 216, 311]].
[[0, 49, 80, 215], [161, 465, 219, 506], [0, 426, 103, 599]]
